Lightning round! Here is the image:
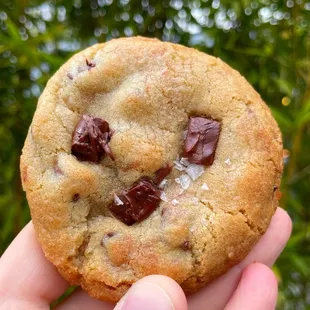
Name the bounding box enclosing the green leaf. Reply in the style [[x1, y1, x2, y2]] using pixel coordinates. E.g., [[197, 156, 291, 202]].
[[5, 18, 21, 42], [269, 107, 293, 129], [290, 255, 310, 277], [273, 78, 292, 96]]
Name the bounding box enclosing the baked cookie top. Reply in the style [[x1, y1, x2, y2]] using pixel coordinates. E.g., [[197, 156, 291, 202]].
[[20, 37, 283, 302]]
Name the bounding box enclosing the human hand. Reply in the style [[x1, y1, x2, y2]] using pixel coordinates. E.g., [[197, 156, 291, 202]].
[[0, 207, 291, 310]]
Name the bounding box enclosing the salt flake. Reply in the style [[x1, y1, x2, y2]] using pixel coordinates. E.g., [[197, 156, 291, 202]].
[[173, 160, 185, 171], [171, 199, 179, 206], [175, 174, 191, 190], [114, 194, 123, 206], [159, 179, 168, 189], [180, 157, 190, 167], [201, 183, 209, 191], [160, 191, 168, 202], [225, 158, 231, 165], [182, 130, 188, 140], [185, 164, 205, 180]]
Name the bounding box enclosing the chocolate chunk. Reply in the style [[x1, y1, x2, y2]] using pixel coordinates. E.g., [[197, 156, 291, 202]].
[[273, 185, 278, 192], [109, 178, 161, 226], [72, 194, 80, 202], [181, 241, 191, 251], [86, 58, 96, 69], [154, 163, 172, 185], [106, 232, 115, 238], [71, 114, 114, 162], [184, 116, 221, 166], [161, 208, 167, 216], [53, 159, 63, 175]]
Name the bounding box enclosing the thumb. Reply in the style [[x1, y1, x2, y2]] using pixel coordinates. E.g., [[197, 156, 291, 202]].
[[114, 275, 187, 310]]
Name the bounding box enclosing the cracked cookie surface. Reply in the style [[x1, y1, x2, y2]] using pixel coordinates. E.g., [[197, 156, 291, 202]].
[[20, 37, 283, 302]]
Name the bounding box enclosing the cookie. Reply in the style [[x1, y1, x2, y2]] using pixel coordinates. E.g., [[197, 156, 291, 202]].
[[20, 37, 283, 302]]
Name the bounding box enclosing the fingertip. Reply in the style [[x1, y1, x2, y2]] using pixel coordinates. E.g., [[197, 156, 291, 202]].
[[268, 208, 292, 259], [242, 262, 278, 290], [243, 262, 278, 306], [225, 263, 278, 310], [142, 275, 188, 310], [114, 275, 187, 310], [274, 208, 292, 239]]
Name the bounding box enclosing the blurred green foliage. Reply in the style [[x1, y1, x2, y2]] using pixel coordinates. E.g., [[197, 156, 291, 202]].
[[0, 0, 309, 308]]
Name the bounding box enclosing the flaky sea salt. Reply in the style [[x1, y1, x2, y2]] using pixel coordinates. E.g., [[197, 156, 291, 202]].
[[171, 199, 179, 206], [183, 130, 188, 140], [186, 164, 205, 181], [201, 183, 209, 191], [160, 191, 168, 202], [159, 179, 168, 189], [225, 158, 231, 165], [174, 156, 204, 180], [173, 160, 185, 171], [114, 194, 123, 206], [175, 174, 191, 190], [180, 157, 190, 167]]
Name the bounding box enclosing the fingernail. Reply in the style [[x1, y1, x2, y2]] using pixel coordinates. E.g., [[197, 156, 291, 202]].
[[114, 281, 174, 310]]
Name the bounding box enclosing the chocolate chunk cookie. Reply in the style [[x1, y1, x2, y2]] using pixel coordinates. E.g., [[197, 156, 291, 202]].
[[20, 37, 283, 302]]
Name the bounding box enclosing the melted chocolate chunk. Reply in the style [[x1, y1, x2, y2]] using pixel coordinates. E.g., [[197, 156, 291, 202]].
[[72, 193, 80, 202], [86, 58, 96, 69], [184, 116, 221, 166], [109, 178, 161, 226], [71, 114, 114, 162], [154, 163, 172, 185], [181, 241, 191, 251]]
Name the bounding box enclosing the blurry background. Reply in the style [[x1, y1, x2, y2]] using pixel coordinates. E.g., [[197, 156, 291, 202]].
[[0, 0, 309, 308]]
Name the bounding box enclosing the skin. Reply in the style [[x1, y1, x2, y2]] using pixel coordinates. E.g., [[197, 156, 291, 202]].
[[0, 207, 291, 310]]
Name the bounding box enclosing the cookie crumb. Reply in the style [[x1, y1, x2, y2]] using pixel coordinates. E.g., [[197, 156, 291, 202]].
[[192, 197, 199, 205], [228, 252, 234, 259], [201, 183, 209, 191], [201, 217, 208, 225], [189, 226, 195, 233]]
